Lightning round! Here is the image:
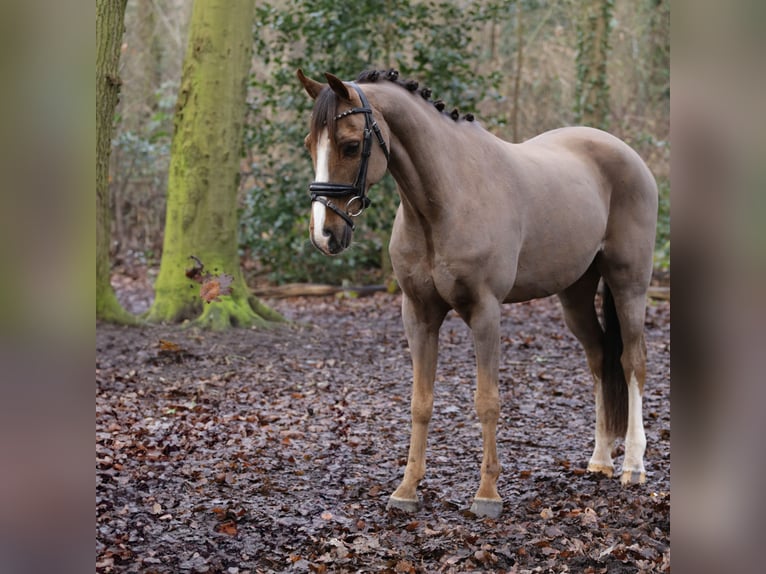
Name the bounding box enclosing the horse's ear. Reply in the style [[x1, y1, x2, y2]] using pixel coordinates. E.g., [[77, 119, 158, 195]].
[[325, 73, 351, 102], [297, 68, 324, 100]]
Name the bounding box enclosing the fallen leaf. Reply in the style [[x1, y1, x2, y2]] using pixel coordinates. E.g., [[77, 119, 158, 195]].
[[216, 520, 238, 536], [185, 255, 233, 303], [158, 339, 182, 352], [580, 507, 599, 527], [200, 274, 233, 304], [185, 255, 205, 282]]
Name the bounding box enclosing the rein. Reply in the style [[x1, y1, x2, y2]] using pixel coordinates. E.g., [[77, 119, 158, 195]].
[[309, 83, 389, 230]]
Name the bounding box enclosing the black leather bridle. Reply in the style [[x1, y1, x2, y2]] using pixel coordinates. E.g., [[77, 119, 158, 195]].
[[309, 83, 390, 230]]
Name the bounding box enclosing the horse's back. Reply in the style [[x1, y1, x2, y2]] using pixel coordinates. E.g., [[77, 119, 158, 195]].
[[524, 126, 657, 206], [502, 127, 657, 300]]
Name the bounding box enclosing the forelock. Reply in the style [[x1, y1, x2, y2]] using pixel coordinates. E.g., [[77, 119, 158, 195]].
[[310, 87, 338, 142]]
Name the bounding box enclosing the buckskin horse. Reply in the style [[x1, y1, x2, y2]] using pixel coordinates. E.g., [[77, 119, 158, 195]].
[[297, 68, 657, 518]]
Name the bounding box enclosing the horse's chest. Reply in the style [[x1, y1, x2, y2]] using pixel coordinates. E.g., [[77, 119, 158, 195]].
[[392, 246, 502, 311], [390, 215, 512, 305]]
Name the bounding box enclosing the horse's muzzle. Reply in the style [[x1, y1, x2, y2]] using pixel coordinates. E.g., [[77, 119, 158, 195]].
[[312, 224, 351, 255]]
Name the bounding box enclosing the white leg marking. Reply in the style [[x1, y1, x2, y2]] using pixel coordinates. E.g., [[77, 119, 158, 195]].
[[622, 374, 647, 482], [311, 129, 330, 250], [588, 375, 615, 476]]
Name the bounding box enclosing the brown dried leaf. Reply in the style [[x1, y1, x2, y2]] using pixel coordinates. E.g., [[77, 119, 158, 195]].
[[405, 520, 420, 531], [200, 273, 233, 304], [215, 519, 238, 536], [158, 339, 182, 352], [185, 255, 205, 283]]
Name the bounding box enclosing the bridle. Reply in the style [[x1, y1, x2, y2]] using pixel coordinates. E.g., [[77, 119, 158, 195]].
[[309, 83, 390, 230]]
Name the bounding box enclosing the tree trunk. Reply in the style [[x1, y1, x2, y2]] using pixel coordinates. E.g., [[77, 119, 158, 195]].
[[574, 0, 614, 129], [147, 0, 283, 330], [511, 1, 524, 143], [97, 0, 136, 324]]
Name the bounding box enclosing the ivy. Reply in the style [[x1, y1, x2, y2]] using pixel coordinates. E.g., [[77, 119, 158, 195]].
[[574, 0, 614, 129], [242, 0, 505, 284]]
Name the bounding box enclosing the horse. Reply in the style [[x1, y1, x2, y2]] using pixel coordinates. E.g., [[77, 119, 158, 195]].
[[297, 68, 658, 518]]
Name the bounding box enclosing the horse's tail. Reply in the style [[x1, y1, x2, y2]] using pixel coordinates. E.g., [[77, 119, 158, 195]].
[[601, 282, 628, 438]]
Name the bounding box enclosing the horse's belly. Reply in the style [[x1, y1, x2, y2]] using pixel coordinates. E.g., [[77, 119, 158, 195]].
[[506, 244, 601, 302]]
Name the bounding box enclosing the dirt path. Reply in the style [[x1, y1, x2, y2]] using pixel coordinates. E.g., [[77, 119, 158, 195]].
[[97, 292, 670, 573]]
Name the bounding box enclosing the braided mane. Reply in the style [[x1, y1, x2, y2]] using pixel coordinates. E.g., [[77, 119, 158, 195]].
[[356, 68, 475, 123], [310, 68, 474, 144]]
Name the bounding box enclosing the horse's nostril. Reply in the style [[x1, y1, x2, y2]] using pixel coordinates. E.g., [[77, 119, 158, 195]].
[[322, 227, 331, 238], [327, 234, 341, 254]]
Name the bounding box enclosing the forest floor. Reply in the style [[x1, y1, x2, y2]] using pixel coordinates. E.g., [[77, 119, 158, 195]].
[[97, 269, 670, 573]]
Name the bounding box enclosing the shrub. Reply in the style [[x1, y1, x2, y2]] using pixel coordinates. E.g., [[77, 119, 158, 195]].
[[242, 0, 504, 284]]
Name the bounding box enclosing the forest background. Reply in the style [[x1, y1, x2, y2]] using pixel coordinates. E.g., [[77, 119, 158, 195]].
[[109, 0, 669, 291]]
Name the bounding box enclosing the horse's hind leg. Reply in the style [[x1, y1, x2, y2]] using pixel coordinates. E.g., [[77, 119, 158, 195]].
[[598, 158, 656, 484], [388, 295, 447, 512], [607, 286, 649, 485], [557, 265, 617, 477]]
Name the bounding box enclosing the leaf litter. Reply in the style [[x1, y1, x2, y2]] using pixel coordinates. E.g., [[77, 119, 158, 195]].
[[97, 293, 670, 573]]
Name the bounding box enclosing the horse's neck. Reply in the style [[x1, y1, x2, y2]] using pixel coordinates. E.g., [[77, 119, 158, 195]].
[[374, 87, 470, 219]]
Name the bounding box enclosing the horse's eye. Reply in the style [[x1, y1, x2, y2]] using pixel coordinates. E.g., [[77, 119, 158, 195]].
[[342, 142, 360, 157]]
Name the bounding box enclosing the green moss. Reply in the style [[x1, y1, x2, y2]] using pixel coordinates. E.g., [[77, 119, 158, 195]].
[[96, 286, 140, 325]]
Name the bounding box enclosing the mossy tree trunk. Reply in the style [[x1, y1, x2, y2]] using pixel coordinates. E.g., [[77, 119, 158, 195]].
[[97, 0, 137, 324], [574, 0, 614, 130], [147, 0, 283, 330]]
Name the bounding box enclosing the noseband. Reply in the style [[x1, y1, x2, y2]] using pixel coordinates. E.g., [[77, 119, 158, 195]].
[[309, 83, 390, 230]]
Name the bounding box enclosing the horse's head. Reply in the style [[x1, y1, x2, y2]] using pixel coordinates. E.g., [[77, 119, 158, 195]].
[[298, 69, 390, 255]]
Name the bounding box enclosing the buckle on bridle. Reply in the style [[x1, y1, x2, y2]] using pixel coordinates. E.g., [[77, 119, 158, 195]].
[[345, 196, 368, 217]]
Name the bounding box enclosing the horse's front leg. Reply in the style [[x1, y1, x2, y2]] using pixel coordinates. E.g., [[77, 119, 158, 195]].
[[388, 295, 446, 512], [468, 299, 503, 518]]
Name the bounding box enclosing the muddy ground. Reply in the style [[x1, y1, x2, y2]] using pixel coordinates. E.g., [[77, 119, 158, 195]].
[[96, 280, 670, 573]]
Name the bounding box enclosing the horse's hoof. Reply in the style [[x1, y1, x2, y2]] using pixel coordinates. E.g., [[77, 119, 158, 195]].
[[587, 462, 614, 478], [387, 495, 420, 513], [620, 469, 646, 485], [470, 497, 502, 519]]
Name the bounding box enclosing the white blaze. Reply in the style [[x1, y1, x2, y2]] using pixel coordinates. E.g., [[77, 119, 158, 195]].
[[311, 129, 331, 249]]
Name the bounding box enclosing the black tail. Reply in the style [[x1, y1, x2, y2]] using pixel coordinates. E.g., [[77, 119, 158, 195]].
[[601, 283, 628, 438]]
